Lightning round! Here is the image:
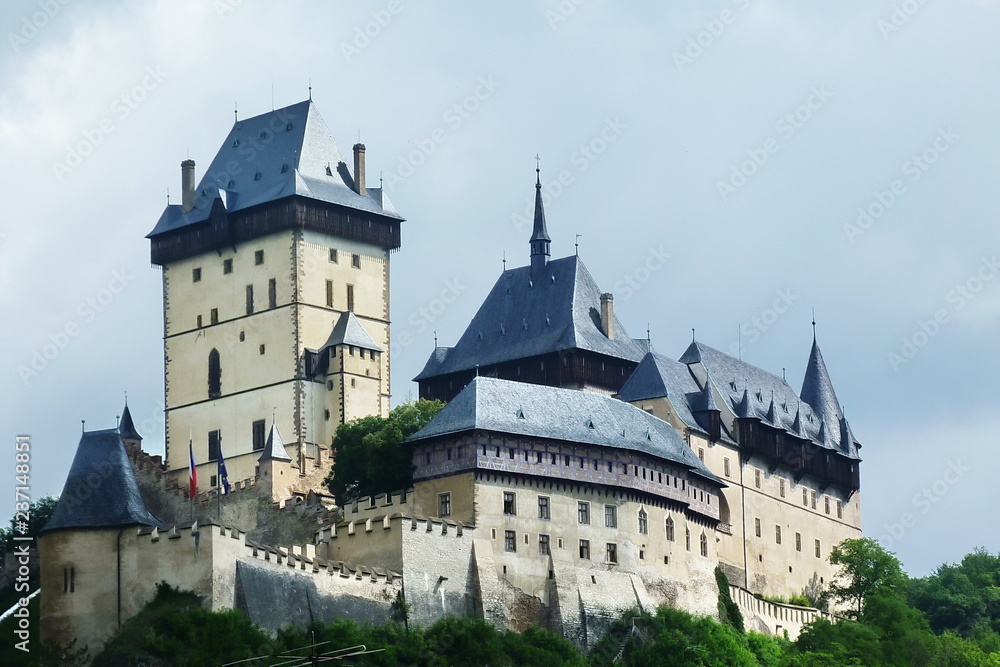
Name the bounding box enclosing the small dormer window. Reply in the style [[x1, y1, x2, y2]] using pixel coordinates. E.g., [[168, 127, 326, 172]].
[[232, 139, 239, 147], [281, 163, 289, 173], [285, 122, 293, 131], [254, 170, 262, 181]]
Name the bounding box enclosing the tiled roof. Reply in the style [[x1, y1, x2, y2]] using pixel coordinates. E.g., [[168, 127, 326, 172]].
[[406, 377, 722, 486], [42, 429, 160, 533], [148, 100, 401, 239], [414, 256, 645, 380], [258, 424, 292, 462], [322, 311, 383, 352]]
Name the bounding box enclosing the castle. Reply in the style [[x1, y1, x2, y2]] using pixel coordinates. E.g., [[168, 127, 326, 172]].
[[38, 100, 861, 654]]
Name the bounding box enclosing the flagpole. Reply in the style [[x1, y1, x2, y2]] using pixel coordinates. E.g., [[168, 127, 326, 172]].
[[217, 434, 222, 523]]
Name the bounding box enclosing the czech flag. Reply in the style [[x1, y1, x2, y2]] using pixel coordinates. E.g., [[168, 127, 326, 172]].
[[218, 443, 231, 495], [188, 438, 197, 498]]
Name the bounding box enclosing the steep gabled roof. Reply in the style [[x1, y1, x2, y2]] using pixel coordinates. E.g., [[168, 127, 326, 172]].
[[148, 100, 402, 239], [322, 311, 383, 352], [406, 377, 722, 486], [414, 256, 645, 380], [680, 340, 859, 459], [800, 338, 843, 436], [258, 424, 292, 462], [42, 429, 160, 533]]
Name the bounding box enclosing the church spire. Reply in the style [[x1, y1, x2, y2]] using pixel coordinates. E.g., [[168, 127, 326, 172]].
[[530, 156, 551, 273], [800, 335, 843, 434]]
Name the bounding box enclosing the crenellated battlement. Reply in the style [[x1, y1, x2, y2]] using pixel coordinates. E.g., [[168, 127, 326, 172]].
[[343, 488, 413, 519]]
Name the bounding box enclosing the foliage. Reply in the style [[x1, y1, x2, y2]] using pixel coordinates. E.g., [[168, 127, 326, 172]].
[[0, 496, 58, 562], [827, 537, 907, 619], [716, 566, 745, 633], [908, 548, 1000, 637], [93, 582, 275, 666], [324, 399, 445, 504]]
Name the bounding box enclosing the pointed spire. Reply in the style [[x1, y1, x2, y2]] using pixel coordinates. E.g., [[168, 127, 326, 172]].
[[734, 387, 753, 418], [765, 394, 778, 425], [800, 336, 843, 432], [791, 403, 803, 435], [530, 156, 551, 272], [119, 400, 142, 442], [699, 380, 719, 412], [258, 424, 292, 462]]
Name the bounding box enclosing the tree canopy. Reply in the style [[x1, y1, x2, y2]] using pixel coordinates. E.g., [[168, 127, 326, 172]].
[[324, 399, 444, 505], [827, 537, 908, 619]]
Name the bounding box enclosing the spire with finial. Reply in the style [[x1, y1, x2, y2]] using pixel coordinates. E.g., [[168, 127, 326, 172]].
[[529, 155, 551, 273], [234, 101, 238, 123]]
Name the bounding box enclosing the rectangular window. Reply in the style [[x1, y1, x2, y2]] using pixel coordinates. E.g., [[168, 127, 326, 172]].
[[803, 488, 809, 506], [698, 448, 705, 461], [754, 469, 761, 488], [210, 308, 219, 325], [724, 457, 730, 477], [606, 543, 618, 564], [259, 344, 265, 355], [246, 284, 254, 315], [536, 452, 543, 464], [538, 496, 550, 520], [504, 530, 516, 552], [638, 510, 648, 535], [192, 267, 202, 282], [346, 284, 355, 312], [700, 533, 709, 557], [811, 490, 817, 509], [665, 517, 675, 541], [605, 505, 617, 528], [268, 278, 277, 309], [254, 249, 264, 265], [223, 258, 233, 274], [578, 501, 590, 524], [329, 248, 338, 263], [326, 280, 334, 308], [775, 525, 782, 545], [565, 455, 571, 466], [208, 430, 221, 462], [754, 517, 761, 537], [438, 493, 451, 517], [252, 420, 266, 451], [836, 500, 843, 519], [825, 496, 831, 515], [352, 253, 361, 269], [508, 448, 515, 460], [685, 528, 691, 551], [779, 479, 786, 498], [579, 539, 590, 560], [197, 314, 203, 328], [539, 534, 550, 556], [795, 532, 802, 552], [503, 492, 516, 516], [815, 539, 822, 558]]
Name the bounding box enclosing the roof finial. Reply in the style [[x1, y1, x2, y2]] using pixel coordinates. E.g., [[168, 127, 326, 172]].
[[166, 188, 170, 205], [647, 323, 651, 343], [271, 407, 276, 426], [812, 307, 817, 341], [116, 415, 120, 428], [575, 234, 581, 256], [502, 250, 506, 272], [692, 327, 696, 343], [308, 78, 312, 101], [234, 101, 238, 123], [380, 170, 383, 188], [535, 153, 541, 183], [124, 390, 128, 407], [81, 420, 85, 434], [433, 330, 438, 347], [782, 367, 786, 381]]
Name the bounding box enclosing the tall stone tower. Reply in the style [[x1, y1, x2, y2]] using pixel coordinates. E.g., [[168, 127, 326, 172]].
[[147, 100, 403, 495]]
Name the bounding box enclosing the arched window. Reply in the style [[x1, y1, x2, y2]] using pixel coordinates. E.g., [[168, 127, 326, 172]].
[[638, 509, 648, 535], [665, 516, 675, 542], [208, 349, 221, 398], [700, 532, 708, 557]]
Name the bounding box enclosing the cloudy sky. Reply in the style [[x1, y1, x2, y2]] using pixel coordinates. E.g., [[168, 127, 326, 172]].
[[1, 0, 997, 576]]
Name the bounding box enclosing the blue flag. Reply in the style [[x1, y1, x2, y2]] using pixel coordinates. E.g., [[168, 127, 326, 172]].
[[218, 443, 231, 495]]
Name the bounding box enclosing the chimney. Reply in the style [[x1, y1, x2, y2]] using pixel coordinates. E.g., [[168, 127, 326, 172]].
[[600, 293, 614, 340], [181, 159, 196, 213], [352, 143, 366, 196]]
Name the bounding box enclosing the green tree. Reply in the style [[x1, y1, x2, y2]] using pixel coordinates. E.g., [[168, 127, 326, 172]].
[[827, 538, 907, 619], [908, 548, 1000, 636], [324, 399, 444, 505], [0, 495, 58, 561]]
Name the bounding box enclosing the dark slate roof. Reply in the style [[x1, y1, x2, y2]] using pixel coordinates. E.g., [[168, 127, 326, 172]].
[[148, 100, 402, 239], [680, 341, 859, 459], [119, 403, 142, 441], [406, 377, 723, 486], [800, 338, 843, 438], [414, 256, 646, 380], [618, 352, 734, 443], [42, 429, 161, 533], [322, 311, 383, 352], [530, 175, 550, 243], [258, 424, 292, 462]]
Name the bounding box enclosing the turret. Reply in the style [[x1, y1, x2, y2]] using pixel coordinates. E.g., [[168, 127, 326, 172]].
[[529, 165, 551, 273]]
